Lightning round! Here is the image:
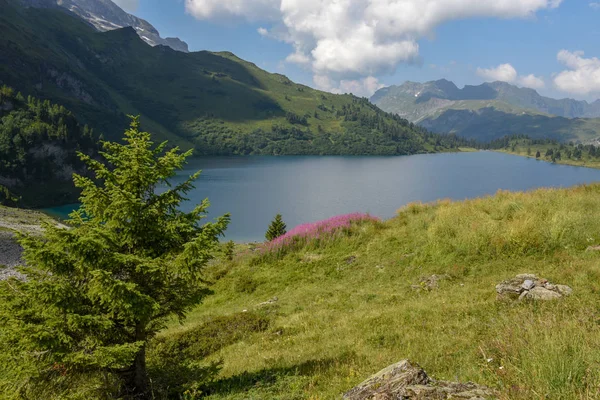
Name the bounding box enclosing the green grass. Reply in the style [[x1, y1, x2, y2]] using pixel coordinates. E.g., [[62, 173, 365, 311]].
[[152, 184, 600, 399]]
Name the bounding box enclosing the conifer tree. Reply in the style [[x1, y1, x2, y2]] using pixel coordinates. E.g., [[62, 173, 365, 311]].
[[265, 214, 287, 241], [0, 117, 229, 397]]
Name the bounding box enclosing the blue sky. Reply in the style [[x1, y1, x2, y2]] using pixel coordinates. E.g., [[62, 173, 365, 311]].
[[117, 0, 600, 100]]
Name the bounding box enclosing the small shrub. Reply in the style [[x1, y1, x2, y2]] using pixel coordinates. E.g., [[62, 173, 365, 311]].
[[224, 240, 235, 261]]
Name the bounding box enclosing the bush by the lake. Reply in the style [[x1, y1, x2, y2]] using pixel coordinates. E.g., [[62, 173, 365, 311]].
[[262, 213, 379, 254]]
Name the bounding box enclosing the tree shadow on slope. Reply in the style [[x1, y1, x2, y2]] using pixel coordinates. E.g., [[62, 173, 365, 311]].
[[202, 354, 356, 398]]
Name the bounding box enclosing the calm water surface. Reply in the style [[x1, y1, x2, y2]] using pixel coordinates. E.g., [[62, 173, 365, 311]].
[[45, 152, 600, 242]]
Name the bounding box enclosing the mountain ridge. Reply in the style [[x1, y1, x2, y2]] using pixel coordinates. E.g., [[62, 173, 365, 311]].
[[21, 0, 189, 52], [372, 79, 600, 120], [371, 79, 600, 143]]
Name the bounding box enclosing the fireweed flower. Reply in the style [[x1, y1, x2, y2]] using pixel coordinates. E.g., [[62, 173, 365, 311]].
[[262, 213, 379, 253]]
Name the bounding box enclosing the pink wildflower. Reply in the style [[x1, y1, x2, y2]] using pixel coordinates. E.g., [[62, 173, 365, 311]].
[[262, 213, 378, 253]]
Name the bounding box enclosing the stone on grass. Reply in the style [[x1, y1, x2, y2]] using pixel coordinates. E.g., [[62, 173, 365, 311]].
[[496, 274, 572, 301], [257, 297, 278, 307], [525, 287, 562, 301], [412, 274, 448, 291], [343, 360, 497, 400]]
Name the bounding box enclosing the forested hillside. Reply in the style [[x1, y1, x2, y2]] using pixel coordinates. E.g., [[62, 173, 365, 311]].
[[0, 0, 467, 156], [0, 86, 97, 206]]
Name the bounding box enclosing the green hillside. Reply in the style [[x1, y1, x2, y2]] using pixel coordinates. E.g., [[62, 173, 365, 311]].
[[158, 184, 600, 399], [0, 0, 465, 156], [419, 107, 600, 143]]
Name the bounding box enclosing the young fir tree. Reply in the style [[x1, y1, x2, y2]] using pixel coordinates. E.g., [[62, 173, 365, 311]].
[[0, 117, 229, 397], [265, 214, 287, 241]]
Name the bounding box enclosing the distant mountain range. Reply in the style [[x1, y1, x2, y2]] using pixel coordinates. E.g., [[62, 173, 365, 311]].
[[371, 80, 600, 142], [0, 0, 465, 157], [21, 0, 189, 52]]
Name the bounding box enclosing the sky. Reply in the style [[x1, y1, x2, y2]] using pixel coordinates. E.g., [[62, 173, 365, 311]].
[[114, 0, 600, 101]]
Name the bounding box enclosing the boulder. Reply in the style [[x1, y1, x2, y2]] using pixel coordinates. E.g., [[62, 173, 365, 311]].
[[525, 287, 562, 301], [343, 360, 497, 400], [496, 274, 572, 301]]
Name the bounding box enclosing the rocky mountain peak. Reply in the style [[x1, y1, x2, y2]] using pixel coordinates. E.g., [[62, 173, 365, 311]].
[[24, 0, 189, 52]]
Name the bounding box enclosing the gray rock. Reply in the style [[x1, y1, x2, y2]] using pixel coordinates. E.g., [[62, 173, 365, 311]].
[[556, 285, 573, 297], [521, 280, 535, 290], [497, 274, 572, 301], [257, 297, 278, 307], [343, 360, 497, 400], [525, 287, 562, 301], [413, 274, 448, 291]]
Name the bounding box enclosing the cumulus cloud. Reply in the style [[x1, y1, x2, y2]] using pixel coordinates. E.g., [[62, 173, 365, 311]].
[[313, 75, 385, 97], [184, 0, 280, 21], [477, 64, 518, 82], [554, 50, 600, 95], [113, 0, 139, 12], [477, 63, 545, 89], [518, 74, 545, 89], [185, 0, 562, 95]]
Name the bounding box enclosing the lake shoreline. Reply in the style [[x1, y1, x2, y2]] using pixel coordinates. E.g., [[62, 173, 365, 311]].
[[495, 149, 600, 170]]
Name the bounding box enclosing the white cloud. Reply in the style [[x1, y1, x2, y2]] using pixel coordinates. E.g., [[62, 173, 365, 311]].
[[477, 63, 545, 89], [185, 0, 562, 94], [554, 50, 600, 95], [313, 75, 385, 97], [257, 27, 269, 36], [477, 63, 518, 82], [518, 74, 545, 89], [113, 0, 139, 12], [184, 0, 280, 21], [590, 2, 600, 9]]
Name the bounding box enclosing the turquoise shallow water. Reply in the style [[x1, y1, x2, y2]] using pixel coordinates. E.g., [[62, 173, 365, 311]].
[[44, 152, 600, 242]]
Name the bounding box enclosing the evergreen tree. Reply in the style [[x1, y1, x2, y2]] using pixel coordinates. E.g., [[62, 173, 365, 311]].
[[536, 150, 541, 158], [265, 214, 287, 241], [0, 117, 229, 397]]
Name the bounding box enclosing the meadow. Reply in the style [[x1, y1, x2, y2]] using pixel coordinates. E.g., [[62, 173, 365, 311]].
[[143, 183, 600, 399]]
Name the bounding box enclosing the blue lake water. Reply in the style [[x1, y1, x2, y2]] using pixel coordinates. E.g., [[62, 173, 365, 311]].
[[44, 152, 600, 242]]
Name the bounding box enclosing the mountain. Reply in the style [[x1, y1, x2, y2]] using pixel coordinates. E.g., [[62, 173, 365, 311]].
[[21, 0, 189, 52], [0, 0, 468, 157], [371, 80, 600, 142]]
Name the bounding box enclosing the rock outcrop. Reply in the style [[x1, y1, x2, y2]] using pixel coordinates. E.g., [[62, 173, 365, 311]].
[[343, 360, 497, 399], [496, 274, 572, 301]]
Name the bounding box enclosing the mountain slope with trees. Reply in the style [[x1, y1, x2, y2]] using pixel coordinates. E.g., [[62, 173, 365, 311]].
[[371, 79, 600, 143], [0, 0, 467, 156]]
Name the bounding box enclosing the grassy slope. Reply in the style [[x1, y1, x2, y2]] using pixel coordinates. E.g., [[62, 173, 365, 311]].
[[160, 184, 600, 399], [0, 0, 450, 155]]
